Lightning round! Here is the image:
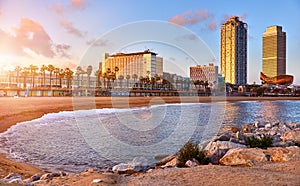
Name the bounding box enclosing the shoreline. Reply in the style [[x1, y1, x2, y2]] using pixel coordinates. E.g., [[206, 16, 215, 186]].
[[1, 96, 300, 134], [0, 96, 300, 179]]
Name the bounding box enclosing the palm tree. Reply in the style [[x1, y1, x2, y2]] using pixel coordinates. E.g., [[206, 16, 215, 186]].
[[54, 68, 60, 87], [86, 65, 93, 88], [106, 68, 111, 88], [21, 67, 30, 88], [64, 68, 73, 89], [14, 66, 22, 87], [29, 64, 38, 87], [132, 74, 138, 84], [47, 64, 55, 88], [114, 66, 119, 74], [118, 75, 124, 88], [94, 69, 101, 87], [75, 66, 83, 87], [102, 72, 107, 88], [126, 74, 130, 88], [40, 65, 47, 87], [58, 69, 65, 88]]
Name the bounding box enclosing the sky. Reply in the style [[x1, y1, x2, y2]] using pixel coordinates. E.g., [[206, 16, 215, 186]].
[[0, 0, 299, 84]]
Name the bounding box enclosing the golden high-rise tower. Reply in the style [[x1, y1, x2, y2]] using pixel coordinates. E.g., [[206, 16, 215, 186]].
[[262, 26, 286, 78], [221, 16, 248, 85]]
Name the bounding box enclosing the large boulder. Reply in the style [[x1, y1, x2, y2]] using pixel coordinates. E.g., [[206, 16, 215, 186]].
[[281, 129, 300, 143], [112, 163, 135, 174], [212, 131, 232, 142], [205, 141, 246, 164], [161, 157, 178, 168], [219, 148, 267, 166], [264, 146, 300, 162], [156, 154, 176, 166], [113, 157, 149, 174]]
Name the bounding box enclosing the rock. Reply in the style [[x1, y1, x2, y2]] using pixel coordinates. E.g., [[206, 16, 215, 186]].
[[60, 171, 67, 176], [272, 141, 295, 147], [281, 129, 300, 143], [254, 121, 264, 128], [205, 141, 246, 152], [31, 173, 41, 182], [50, 172, 61, 178], [242, 124, 255, 133], [236, 131, 247, 141], [215, 131, 232, 141], [230, 127, 240, 133], [265, 123, 272, 130], [229, 137, 243, 144], [31, 180, 47, 185], [112, 163, 134, 174], [146, 169, 154, 173], [7, 178, 24, 184], [92, 179, 103, 183], [219, 148, 267, 166], [205, 141, 246, 164], [154, 154, 169, 160], [198, 140, 211, 150], [4, 173, 22, 180], [285, 122, 300, 129], [264, 146, 300, 162], [40, 173, 51, 180], [185, 158, 199, 167], [156, 154, 176, 166], [161, 157, 178, 168], [113, 157, 149, 174]]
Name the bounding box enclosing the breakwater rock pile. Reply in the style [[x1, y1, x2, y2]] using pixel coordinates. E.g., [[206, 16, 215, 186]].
[[157, 121, 300, 168]]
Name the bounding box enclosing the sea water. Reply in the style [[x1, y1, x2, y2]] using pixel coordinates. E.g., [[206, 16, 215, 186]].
[[0, 100, 299, 173]]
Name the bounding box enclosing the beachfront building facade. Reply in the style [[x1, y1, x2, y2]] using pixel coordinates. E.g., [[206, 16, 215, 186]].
[[221, 16, 248, 85], [190, 63, 218, 87], [101, 50, 163, 80], [262, 25, 286, 78]]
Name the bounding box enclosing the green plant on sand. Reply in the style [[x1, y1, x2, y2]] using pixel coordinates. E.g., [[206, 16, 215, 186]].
[[245, 135, 273, 149], [177, 141, 210, 167]]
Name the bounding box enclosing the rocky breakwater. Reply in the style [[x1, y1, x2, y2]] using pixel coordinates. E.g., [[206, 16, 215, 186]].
[[157, 121, 300, 168]]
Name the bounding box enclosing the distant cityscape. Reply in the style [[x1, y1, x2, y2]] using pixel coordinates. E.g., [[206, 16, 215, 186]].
[[0, 16, 298, 97]]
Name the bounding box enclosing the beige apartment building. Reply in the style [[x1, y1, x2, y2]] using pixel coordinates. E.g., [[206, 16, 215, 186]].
[[221, 16, 248, 85], [262, 25, 286, 77], [102, 50, 163, 79], [190, 63, 218, 86]]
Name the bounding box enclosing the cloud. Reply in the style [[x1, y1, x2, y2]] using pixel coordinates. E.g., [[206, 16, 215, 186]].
[[55, 44, 71, 58], [86, 38, 110, 47], [52, 3, 64, 15], [70, 0, 87, 11], [169, 9, 217, 31], [207, 18, 217, 31], [60, 19, 85, 37], [169, 10, 211, 25], [0, 18, 70, 58], [179, 34, 198, 41], [0, 10, 2, 16], [13, 18, 55, 57], [52, 0, 88, 15]]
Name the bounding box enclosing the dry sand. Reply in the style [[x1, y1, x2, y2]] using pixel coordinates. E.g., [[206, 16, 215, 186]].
[[0, 96, 300, 185]]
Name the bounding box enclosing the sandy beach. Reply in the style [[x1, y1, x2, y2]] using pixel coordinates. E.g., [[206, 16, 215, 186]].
[[0, 96, 300, 185]]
